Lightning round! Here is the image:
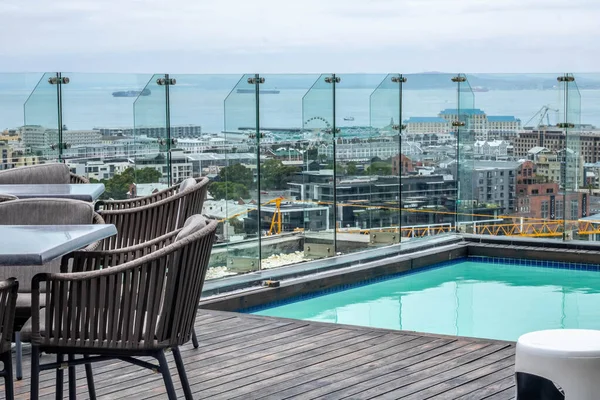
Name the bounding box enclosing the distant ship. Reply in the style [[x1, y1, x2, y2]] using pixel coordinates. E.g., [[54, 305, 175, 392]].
[[112, 88, 151, 97], [236, 88, 280, 94], [471, 86, 489, 93], [343, 116, 355, 121]]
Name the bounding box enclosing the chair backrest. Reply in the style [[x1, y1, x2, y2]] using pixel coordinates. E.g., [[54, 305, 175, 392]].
[[98, 177, 209, 249], [0, 198, 95, 225], [0, 163, 71, 185], [0, 278, 18, 354], [0, 194, 17, 203], [33, 217, 218, 349], [0, 199, 101, 292]]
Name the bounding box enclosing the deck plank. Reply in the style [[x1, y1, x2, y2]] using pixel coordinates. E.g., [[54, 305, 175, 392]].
[[0, 310, 517, 399]]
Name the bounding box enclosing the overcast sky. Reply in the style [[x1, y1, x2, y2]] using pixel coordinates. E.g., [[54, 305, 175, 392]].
[[1, 0, 598, 73]]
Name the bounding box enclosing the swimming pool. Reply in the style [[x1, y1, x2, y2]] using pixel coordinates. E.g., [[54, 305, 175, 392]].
[[252, 259, 600, 341]]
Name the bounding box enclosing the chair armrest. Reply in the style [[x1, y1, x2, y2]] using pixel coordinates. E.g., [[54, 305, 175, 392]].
[[69, 173, 89, 184], [32, 250, 171, 347], [61, 229, 181, 273]]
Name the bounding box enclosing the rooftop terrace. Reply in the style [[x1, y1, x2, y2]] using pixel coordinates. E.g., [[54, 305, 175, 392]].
[[1, 309, 516, 400]]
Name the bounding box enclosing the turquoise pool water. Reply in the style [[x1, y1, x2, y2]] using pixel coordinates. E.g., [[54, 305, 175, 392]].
[[252, 261, 600, 341]]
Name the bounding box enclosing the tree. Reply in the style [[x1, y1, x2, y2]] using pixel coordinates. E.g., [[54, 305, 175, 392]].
[[98, 167, 162, 200], [346, 162, 358, 176], [261, 159, 300, 190], [219, 163, 253, 186], [366, 162, 392, 176], [208, 181, 250, 200]]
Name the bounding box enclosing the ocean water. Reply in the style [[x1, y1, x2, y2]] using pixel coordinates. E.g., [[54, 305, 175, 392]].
[[253, 261, 600, 341], [1, 73, 600, 133]]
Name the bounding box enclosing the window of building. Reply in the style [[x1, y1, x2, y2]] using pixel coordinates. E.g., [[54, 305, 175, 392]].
[[532, 189, 539, 195], [571, 199, 579, 219], [541, 201, 549, 219], [546, 188, 554, 194], [556, 200, 564, 219]]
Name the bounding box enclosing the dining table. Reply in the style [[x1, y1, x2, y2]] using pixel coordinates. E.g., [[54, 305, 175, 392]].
[[0, 224, 117, 266]]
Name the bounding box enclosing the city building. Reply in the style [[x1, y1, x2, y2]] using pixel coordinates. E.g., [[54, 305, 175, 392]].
[[95, 125, 203, 138], [474, 140, 509, 158], [0, 141, 39, 169], [438, 109, 521, 141], [472, 161, 521, 214], [403, 117, 450, 135], [527, 147, 584, 190], [515, 128, 600, 164], [186, 152, 262, 176], [318, 136, 400, 161], [288, 171, 457, 229], [392, 154, 414, 175], [20, 126, 102, 149], [69, 160, 134, 180], [135, 150, 193, 184], [486, 116, 522, 141]]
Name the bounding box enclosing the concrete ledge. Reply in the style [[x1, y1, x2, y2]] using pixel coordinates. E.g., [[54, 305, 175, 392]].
[[468, 243, 600, 265]]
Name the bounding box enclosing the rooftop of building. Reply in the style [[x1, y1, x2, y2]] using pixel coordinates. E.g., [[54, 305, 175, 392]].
[[439, 108, 485, 115], [474, 160, 523, 170], [488, 116, 521, 122], [404, 117, 448, 123]]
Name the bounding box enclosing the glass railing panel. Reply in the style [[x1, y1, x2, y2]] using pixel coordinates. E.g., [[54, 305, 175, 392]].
[[368, 74, 403, 248], [562, 74, 582, 239], [573, 73, 600, 242], [133, 74, 169, 190], [457, 74, 475, 229], [462, 73, 567, 240], [59, 73, 154, 197], [23, 73, 61, 164], [400, 73, 459, 240], [301, 74, 336, 260], [254, 74, 321, 270], [166, 74, 243, 279], [223, 74, 260, 275], [0, 73, 45, 169], [334, 73, 389, 254]]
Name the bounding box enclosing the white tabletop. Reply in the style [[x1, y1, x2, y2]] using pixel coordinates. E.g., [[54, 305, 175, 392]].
[[0, 183, 105, 202], [0, 224, 117, 265]]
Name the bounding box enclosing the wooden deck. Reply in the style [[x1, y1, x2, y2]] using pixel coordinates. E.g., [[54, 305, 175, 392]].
[[3, 310, 516, 399]]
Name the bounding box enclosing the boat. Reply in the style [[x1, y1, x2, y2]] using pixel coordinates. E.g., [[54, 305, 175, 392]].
[[343, 116, 355, 121], [236, 88, 280, 94], [112, 88, 151, 97], [471, 86, 489, 93]]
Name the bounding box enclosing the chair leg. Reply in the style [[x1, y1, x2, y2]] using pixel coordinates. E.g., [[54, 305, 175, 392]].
[[56, 353, 64, 400], [191, 329, 199, 349], [172, 347, 193, 400], [2, 352, 14, 400], [15, 331, 22, 380], [156, 350, 177, 400], [84, 355, 97, 400], [31, 346, 40, 400], [68, 354, 76, 400]]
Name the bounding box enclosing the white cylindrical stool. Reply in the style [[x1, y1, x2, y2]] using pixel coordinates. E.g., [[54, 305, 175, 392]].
[[516, 329, 600, 400]]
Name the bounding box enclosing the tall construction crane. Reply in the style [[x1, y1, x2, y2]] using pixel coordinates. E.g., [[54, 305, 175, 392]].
[[524, 105, 559, 128]]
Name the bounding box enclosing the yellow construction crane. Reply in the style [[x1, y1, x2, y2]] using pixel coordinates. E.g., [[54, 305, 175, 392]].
[[267, 197, 284, 236]]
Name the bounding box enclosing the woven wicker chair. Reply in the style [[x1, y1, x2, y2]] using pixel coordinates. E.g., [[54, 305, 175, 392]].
[[0, 163, 88, 184], [22, 216, 217, 400], [0, 278, 18, 399], [95, 177, 209, 251], [0, 198, 105, 380]]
